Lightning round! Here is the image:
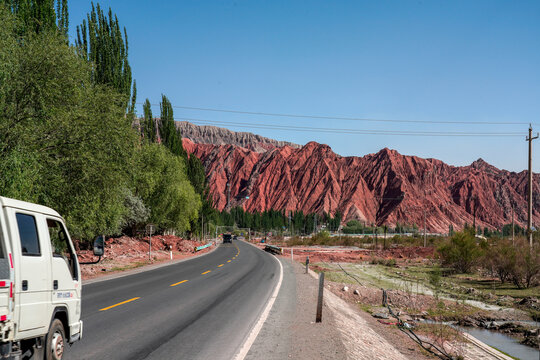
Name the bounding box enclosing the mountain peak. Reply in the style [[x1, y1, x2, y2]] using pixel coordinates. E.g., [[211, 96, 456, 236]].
[[177, 121, 301, 152], [470, 158, 498, 173]]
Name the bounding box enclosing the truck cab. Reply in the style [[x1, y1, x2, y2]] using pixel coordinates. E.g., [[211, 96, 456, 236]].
[[223, 234, 232, 243], [0, 197, 101, 360]]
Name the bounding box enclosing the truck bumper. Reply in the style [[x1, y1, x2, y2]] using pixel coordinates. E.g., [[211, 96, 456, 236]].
[[69, 320, 83, 343]]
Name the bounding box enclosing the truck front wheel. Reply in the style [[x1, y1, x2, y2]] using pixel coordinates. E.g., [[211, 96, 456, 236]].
[[45, 319, 65, 360]]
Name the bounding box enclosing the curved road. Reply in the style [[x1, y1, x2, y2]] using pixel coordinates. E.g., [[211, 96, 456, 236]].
[[67, 240, 280, 360]]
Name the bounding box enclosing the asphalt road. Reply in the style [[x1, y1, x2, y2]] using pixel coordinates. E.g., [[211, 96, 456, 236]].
[[67, 240, 280, 360]]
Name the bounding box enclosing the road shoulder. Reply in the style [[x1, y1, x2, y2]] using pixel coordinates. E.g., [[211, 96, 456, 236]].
[[82, 242, 219, 285], [245, 258, 348, 359]]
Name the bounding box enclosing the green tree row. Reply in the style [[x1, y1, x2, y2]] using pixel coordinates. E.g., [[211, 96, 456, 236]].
[[342, 220, 418, 235], [217, 207, 342, 234], [0, 3, 201, 241], [139, 94, 215, 238]]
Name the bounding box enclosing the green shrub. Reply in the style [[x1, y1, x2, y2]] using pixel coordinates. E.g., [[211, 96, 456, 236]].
[[385, 258, 397, 267], [437, 228, 483, 273]]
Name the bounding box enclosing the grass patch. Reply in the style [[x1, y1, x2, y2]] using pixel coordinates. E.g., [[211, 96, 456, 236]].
[[486, 346, 519, 360], [414, 323, 464, 343], [358, 303, 373, 314], [109, 261, 148, 272], [313, 262, 398, 289], [425, 302, 486, 320], [450, 275, 540, 298], [385, 263, 540, 299]]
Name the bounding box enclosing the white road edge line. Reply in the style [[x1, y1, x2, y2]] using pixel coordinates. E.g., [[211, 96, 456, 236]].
[[233, 250, 283, 360]]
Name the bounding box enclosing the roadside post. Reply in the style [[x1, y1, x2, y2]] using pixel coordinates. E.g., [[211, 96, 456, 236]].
[[305, 256, 309, 274], [316, 272, 324, 323], [291, 248, 294, 262], [146, 224, 155, 262]]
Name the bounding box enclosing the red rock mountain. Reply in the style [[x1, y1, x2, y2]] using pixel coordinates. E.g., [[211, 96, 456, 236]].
[[177, 121, 300, 152], [182, 132, 540, 233]]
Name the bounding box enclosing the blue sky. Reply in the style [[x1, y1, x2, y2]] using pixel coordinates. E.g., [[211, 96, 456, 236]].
[[68, 1, 540, 172]]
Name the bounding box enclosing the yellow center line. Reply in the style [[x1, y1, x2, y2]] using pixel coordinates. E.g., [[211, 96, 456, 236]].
[[227, 260, 231, 263], [170, 280, 188, 287], [202, 270, 211, 275], [218, 264, 224, 267], [100, 297, 140, 311]]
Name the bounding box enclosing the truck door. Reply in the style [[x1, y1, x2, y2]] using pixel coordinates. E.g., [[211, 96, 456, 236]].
[[47, 218, 81, 333], [13, 211, 50, 333]]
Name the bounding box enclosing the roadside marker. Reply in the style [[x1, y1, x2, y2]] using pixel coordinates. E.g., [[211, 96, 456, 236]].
[[100, 297, 140, 311], [202, 270, 211, 275], [170, 280, 188, 287]]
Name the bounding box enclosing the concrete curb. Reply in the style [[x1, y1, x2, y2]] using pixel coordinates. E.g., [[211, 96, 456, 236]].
[[82, 241, 220, 286], [461, 333, 515, 360]]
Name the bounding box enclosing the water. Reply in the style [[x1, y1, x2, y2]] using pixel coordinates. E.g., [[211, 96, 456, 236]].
[[457, 326, 539, 360], [422, 319, 539, 359]]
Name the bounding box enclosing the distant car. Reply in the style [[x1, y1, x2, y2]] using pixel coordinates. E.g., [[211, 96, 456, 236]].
[[223, 234, 232, 243]]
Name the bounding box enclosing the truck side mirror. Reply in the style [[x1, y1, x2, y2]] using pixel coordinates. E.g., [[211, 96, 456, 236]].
[[93, 236, 105, 257]]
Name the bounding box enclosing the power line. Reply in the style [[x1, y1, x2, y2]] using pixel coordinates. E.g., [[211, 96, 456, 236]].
[[175, 117, 523, 137], [138, 102, 534, 126]]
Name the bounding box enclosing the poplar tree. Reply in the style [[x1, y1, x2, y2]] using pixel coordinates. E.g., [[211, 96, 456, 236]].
[[159, 94, 186, 157], [2, 0, 68, 36], [142, 99, 156, 143], [76, 2, 134, 109]]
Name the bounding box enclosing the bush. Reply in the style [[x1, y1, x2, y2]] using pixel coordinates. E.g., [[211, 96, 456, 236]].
[[511, 244, 540, 289], [483, 239, 516, 283], [385, 258, 397, 267], [483, 239, 540, 289], [437, 228, 483, 273]]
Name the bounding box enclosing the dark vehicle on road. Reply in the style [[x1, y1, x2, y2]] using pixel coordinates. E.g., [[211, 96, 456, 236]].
[[223, 233, 233, 243]]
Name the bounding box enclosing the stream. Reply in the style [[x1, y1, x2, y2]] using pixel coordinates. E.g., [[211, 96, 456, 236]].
[[338, 264, 539, 358], [423, 320, 539, 359], [456, 325, 539, 360]]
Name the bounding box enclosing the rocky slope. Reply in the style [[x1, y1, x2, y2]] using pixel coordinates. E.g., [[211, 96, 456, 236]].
[[182, 138, 539, 233], [177, 121, 300, 153]]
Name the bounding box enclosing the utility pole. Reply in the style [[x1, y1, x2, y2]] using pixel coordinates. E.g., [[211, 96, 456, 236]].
[[226, 182, 231, 211], [511, 204, 515, 246], [372, 223, 375, 248], [526, 125, 538, 248], [375, 224, 378, 249], [423, 208, 427, 247], [423, 170, 432, 247], [472, 196, 477, 232], [288, 211, 292, 236]]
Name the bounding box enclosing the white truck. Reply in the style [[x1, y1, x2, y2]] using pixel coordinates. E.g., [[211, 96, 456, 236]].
[[0, 197, 104, 360]]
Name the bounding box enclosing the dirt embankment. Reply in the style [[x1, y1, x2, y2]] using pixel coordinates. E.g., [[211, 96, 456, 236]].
[[77, 235, 212, 280], [282, 245, 434, 264]]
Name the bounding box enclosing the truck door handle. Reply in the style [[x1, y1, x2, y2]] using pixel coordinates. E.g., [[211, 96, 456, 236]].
[[22, 280, 28, 291], [53, 280, 58, 290]]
